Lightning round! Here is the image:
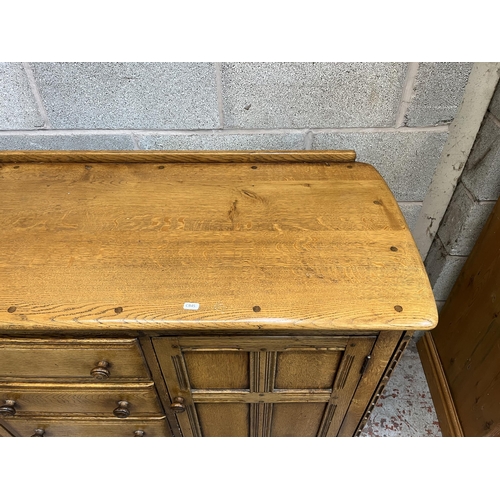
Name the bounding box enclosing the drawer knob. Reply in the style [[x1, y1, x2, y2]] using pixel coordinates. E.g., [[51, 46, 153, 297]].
[[0, 399, 16, 417], [91, 361, 110, 380], [170, 397, 186, 413], [31, 429, 45, 437], [113, 400, 130, 418], [134, 430, 145, 437]]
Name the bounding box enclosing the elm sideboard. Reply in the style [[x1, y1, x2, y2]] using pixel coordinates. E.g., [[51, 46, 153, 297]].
[[0, 150, 437, 437]]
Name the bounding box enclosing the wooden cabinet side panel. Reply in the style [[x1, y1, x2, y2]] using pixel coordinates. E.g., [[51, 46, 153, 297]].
[[348, 331, 413, 436], [430, 199, 500, 436], [337, 330, 403, 437], [417, 332, 463, 437]]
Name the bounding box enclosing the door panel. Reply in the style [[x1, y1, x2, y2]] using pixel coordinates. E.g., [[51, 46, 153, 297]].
[[271, 403, 328, 437], [196, 403, 250, 437], [183, 351, 250, 389], [153, 336, 375, 437], [275, 351, 342, 389]]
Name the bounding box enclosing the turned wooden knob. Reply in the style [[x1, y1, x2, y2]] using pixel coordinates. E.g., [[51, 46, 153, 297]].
[[170, 397, 185, 413], [134, 430, 145, 437], [113, 400, 130, 418], [91, 361, 110, 380], [0, 400, 16, 416], [31, 429, 45, 437]]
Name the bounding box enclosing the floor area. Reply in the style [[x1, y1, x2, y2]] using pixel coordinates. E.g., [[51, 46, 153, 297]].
[[360, 333, 442, 437]]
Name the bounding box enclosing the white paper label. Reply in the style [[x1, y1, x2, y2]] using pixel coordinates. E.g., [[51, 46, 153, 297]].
[[183, 302, 200, 310]]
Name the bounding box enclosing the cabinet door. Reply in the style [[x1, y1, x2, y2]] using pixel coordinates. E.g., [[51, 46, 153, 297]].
[[153, 336, 375, 437]]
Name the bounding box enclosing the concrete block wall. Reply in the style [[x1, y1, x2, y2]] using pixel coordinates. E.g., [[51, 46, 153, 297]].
[[0, 62, 473, 236], [425, 79, 500, 304]]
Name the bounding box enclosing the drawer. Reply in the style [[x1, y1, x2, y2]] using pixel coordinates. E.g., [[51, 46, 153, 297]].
[[1, 416, 171, 437], [0, 382, 163, 417], [0, 338, 150, 380]]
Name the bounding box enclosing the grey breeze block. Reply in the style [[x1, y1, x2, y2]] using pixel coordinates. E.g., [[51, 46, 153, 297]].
[[405, 62, 473, 127], [0, 133, 135, 150], [425, 236, 467, 302], [398, 203, 421, 233], [31, 63, 220, 130], [488, 81, 500, 122], [460, 113, 500, 201], [220, 62, 407, 129], [136, 132, 305, 151], [0, 63, 44, 130], [437, 182, 495, 255]]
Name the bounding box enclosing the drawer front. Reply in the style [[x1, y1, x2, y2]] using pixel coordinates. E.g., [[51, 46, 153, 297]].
[[0, 382, 163, 416], [1, 417, 171, 437], [0, 338, 150, 380]]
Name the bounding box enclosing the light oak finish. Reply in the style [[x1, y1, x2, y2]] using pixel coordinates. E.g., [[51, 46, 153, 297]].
[[0, 150, 437, 437], [418, 197, 500, 436], [0, 152, 437, 332]]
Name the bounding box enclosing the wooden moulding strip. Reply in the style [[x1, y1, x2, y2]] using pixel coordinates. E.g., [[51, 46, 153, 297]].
[[0, 150, 356, 164], [417, 331, 464, 437]]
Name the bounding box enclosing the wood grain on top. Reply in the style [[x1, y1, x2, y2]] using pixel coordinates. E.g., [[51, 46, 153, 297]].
[[0, 151, 437, 331]]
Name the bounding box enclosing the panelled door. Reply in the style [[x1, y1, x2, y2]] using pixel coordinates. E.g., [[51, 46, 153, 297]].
[[153, 336, 375, 437]]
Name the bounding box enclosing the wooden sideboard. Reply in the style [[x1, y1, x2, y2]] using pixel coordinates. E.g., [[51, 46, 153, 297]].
[[0, 150, 437, 437]]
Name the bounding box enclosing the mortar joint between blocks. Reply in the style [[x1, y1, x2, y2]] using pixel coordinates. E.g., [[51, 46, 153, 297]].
[[395, 63, 419, 128], [488, 111, 500, 129], [22, 63, 52, 130], [130, 133, 140, 150], [215, 63, 225, 129]]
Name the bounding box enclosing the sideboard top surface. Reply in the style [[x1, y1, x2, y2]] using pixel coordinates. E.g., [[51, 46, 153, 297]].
[[0, 150, 437, 332]]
